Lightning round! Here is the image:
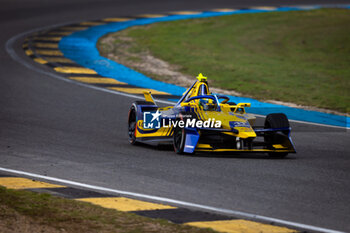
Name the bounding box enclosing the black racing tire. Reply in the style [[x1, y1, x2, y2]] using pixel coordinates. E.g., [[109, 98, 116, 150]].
[[127, 104, 138, 145], [127, 101, 156, 145], [173, 127, 186, 154], [173, 112, 197, 154], [264, 113, 290, 158], [264, 113, 290, 130]]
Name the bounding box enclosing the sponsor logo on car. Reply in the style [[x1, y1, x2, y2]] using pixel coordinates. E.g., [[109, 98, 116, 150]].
[[230, 121, 251, 128]]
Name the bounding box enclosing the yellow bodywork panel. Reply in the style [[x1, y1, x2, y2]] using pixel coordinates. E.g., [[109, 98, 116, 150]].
[[273, 144, 287, 149], [196, 110, 257, 138], [237, 103, 251, 108], [136, 120, 173, 137], [143, 91, 155, 104], [196, 144, 212, 149], [196, 73, 207, 82]]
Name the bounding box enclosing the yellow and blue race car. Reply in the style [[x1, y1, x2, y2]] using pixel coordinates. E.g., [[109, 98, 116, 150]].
[[127, 74, 296, 158]]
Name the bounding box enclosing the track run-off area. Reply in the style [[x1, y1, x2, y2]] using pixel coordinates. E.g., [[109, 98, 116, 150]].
[[1, 0, 349, 232]]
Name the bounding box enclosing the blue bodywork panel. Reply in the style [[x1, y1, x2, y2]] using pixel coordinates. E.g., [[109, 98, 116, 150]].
[[183, 128, 200, 153]]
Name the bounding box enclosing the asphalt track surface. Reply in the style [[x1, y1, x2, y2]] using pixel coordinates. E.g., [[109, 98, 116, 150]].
[[1, 0, 350, 232]]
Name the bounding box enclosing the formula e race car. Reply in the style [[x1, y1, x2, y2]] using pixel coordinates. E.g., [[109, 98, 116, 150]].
[[127, 74, 296, 158]]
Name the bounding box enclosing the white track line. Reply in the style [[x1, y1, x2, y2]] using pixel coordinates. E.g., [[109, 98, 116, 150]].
[[5, 22, 350, 129], [0, 167, 345, 233]]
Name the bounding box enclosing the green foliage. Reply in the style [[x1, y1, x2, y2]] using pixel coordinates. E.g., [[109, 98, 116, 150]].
[[122, 9, 350, 113], [0, 187, 215, 233]]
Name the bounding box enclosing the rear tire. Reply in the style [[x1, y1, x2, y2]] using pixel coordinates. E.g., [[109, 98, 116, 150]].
[[128, 101, 156, 145], [128, 104, 138, 145], [264, 113, 290, 158]]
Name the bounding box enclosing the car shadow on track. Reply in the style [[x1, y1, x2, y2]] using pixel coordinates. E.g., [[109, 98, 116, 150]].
[[138, 143, 296, 160], [183, 152, 296, 160]]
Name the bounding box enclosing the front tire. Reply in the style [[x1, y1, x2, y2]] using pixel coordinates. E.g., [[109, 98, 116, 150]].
[[265, 113, 290, 132], [173, 127, 186, 154], [264, 113, 290, 158]]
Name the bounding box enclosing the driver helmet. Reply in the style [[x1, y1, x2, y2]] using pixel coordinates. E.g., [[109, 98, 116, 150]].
[[199, 99, 217, 111]]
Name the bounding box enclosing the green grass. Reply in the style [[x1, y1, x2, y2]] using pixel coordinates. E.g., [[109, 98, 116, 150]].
[[0, 187, 216, 233], [100, 9, 350, 113]]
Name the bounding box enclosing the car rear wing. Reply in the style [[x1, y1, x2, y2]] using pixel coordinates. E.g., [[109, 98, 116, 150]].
[[143, 91, 156, 104]]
